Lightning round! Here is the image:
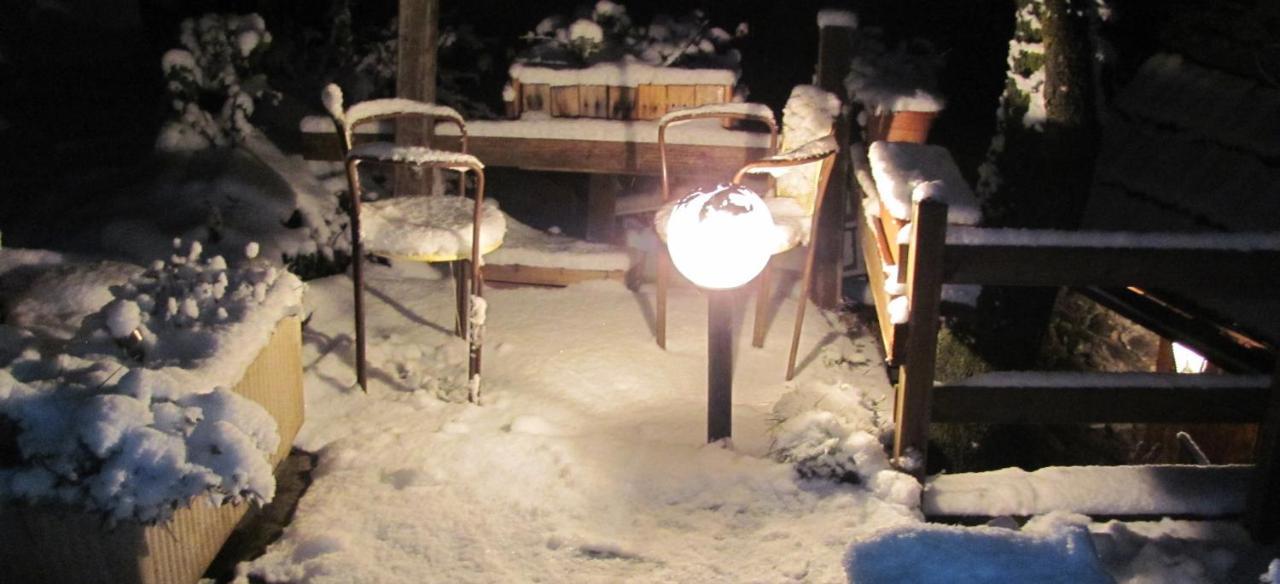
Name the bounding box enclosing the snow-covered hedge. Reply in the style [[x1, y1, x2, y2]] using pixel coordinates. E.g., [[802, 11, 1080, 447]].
[[158, 13, 277, 151], [0, 243, 303, 525], [517, 1, 747, 70], [843, 27, 945, 119]]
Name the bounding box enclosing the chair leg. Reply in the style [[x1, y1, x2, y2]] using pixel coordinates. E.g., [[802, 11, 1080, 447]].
[[452, 260, 468, 339], [752, 259, 774, 348], [467, 261, 484, 403], [787, 244, 819, 381], [352, 249, 368, 393], [656, 247, 671, 349]]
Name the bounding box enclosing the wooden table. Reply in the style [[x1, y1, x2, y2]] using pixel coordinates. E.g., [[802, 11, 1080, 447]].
[[300, 116, 773, 241]]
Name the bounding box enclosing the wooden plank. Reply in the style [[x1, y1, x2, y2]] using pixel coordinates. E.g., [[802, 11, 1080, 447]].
[[608, 86, 637, 120], [301, 132, 769, 176], [484, 264, 625, 287], [943, 239, 1280, 293], [505, 79, 522, 118], [861, 209, 906, 364], [932, 374, 1271, 424], [893, 199, 948, 473], [1247, 365, 1280, 542], [578, 85, 609, 118], [636, 85, 667, 120], [522, 83, 550, 114], [665, 85, 697, 112], [550, 86, 580, 117], [695, 84, 728, 106], [878, 200, 907, 266]]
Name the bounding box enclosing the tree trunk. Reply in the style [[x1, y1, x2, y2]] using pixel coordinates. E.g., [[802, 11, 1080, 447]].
[[395, 0, 440, 196]]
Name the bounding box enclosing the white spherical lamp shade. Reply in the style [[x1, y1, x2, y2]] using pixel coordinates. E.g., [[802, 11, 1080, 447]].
[[666, 183, 775, 290]]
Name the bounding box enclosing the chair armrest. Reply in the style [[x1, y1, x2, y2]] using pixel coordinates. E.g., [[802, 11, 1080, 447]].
[[732, 134, 838, 183]]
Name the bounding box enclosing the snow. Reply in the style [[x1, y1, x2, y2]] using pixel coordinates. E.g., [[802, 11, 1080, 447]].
[[868, 142, 981, 225], [924, 465, 1252, 517], [237, 263, 921, 582], [359, 195, 506, 260], [343, 98, 466, 132], [844, 44, 945, 115], [509, 58, 737, 87], [945, 226, 1280, 250], [568, 18, 604, 44], [301, 115, 775, 149], [0, 247, 302, 524], [816, 9, 858, 30], [776, 86, 840, 213], [347, 142, 483, 168], [485, 215, 631, 272], [846, 516, 1112, 583], [949, 371, 1272, 389]]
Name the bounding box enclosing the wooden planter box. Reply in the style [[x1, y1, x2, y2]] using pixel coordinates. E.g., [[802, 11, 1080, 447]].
[[866, 110, 937, 144], [0, 316, 304, 584], [509, 79, 732, 121]]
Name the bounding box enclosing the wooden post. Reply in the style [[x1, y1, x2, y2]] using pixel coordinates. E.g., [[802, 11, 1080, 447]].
[[814, 21, 856, 308], [395, 0, 439, 196], [1247, 363, 1280, 542], [892, 199, 948, 476]]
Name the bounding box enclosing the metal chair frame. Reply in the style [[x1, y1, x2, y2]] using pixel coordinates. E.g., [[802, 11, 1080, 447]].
[[328, 99, 488, 398]]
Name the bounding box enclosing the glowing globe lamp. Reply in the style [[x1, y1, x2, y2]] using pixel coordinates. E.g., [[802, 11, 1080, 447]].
[[666, 183, 775, 290]]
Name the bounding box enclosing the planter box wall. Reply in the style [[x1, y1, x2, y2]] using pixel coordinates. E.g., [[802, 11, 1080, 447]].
[[511, 79, 732, 120], [0, 316, 304, 584]]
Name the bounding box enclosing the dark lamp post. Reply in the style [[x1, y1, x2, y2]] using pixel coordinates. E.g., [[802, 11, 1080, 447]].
[[666, 183, 774, 443]]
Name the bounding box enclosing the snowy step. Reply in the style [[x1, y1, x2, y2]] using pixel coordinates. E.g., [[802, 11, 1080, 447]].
[[924, 464, 1252, 519], [932, 372, 1273, 424]]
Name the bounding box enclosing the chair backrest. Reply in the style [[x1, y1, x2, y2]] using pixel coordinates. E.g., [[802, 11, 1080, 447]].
[[322, 84, 469, 157], [734, 135, 839, 219], [772, 86, 842, 215], [655, 102, 778, 206]]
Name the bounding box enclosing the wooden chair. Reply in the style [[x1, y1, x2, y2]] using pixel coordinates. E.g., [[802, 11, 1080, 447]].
[[643, 103, 779, 350], [323, 85, 504, 400], [653, 133, 839, 379]]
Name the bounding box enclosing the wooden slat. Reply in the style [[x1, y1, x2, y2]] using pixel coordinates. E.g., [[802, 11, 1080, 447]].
[[636, 85, 667, 120], [484, 264, 625, 287], [578, 85, 608, 118], [665, 85, 697, 112], [608, 86, 637, 120], [860, 207, 906, 364], [301, 132, 769, 176], [522, 83, 550, 113], [943, 238, 1280, 293], [550, 86, 580, 117], [932, 374, 1271, 424], [893, 199, 948, 471]]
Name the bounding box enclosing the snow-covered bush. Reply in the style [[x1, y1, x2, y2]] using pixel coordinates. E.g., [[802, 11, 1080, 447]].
[[843, 28, 945, 120], [0, 242, 303, 525], [158, 13, 278, 151], [518, 1, 747, 69], [769, 381, 921, 507]]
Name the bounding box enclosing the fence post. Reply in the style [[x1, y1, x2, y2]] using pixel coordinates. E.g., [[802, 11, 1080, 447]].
[[893, 199, 948, 476], [1247, 362, 1280, 542], [813, 20, 855, 308]]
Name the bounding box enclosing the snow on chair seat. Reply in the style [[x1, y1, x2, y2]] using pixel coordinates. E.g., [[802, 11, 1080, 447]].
[[347, 142, 483, 169], [360, 195, 507, 262], [867, 141, 980, 225]]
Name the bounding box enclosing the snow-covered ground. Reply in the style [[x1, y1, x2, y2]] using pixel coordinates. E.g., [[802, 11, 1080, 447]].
[[237, 262, 922, 583]]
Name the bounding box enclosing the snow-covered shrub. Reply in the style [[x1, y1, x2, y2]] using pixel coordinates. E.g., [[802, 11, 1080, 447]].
[[518, 2, 747, 69], [843, 27, 946, 120], [769, 381, 920, 507], [0, 242, 303, 525], [975, 0, 1046, 200], [158, 13, 278, 151]]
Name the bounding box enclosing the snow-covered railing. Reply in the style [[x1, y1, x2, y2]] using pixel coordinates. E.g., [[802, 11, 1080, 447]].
[[878, 195, 1280, 538]]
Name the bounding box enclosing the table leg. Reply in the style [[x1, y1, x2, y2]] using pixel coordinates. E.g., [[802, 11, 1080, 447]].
[[585, 173, 618, 243]]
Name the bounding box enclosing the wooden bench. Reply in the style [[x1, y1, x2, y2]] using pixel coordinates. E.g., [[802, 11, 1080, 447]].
[[877, 196, 1280, 539]]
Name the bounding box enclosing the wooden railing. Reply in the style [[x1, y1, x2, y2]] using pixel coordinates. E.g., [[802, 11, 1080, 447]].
[[877, 196, 1280, 539]]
